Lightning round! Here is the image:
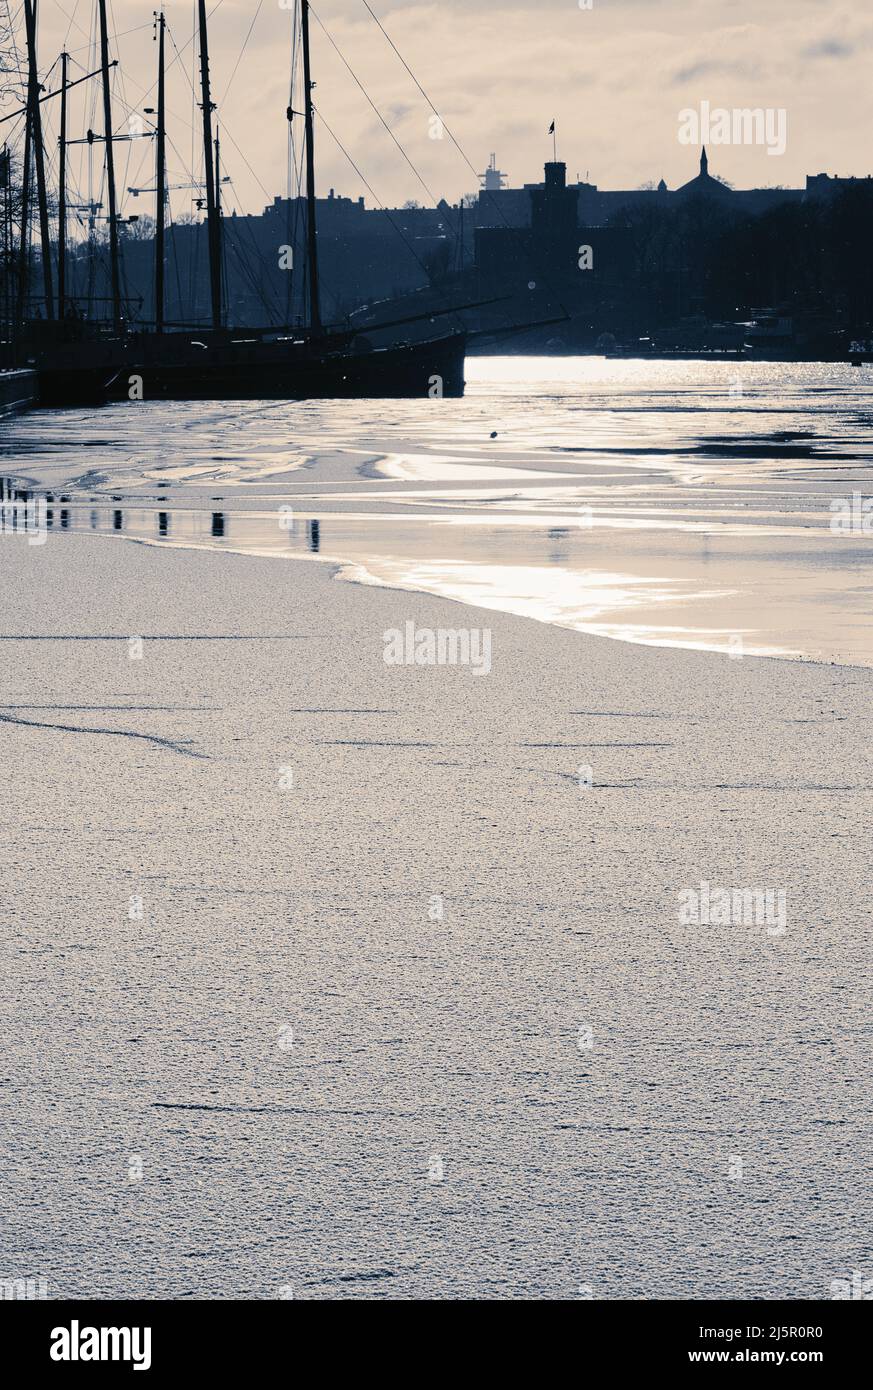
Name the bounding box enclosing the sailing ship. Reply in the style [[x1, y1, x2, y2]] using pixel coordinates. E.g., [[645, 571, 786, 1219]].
[[4, 0, 469, 404]]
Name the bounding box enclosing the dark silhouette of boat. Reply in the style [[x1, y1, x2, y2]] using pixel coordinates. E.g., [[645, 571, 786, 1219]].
[[108, 325, 466, 402], [8, 0, 469, 405]]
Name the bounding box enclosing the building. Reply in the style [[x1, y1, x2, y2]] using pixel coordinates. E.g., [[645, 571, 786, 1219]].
[[474, 147, 828, 230], [102, 188, 470, 329]]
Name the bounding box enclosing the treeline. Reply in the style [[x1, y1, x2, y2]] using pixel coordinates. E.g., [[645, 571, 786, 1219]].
[[608, 184, 873, 330]]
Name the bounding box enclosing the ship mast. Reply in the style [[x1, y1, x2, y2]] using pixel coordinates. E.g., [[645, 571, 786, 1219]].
[[23, 0, 53, 319], [214, 127, 225, 320], [57, 50, 68, 316], [197, 0, 221, 330], [300, 0, 321, 335], [97, 0, 122, 332], [15, 61, 32, 326], [154, 10, 166, 334]]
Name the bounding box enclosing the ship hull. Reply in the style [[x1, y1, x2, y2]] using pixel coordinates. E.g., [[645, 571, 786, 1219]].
[[27, 328, 465, 407], [36, 366, 127, 408], [0, 369, 38, 415], [111, 331, 466, 402]]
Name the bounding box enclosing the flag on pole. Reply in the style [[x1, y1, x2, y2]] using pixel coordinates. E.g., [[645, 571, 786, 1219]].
[[548, 121, 555, 134]]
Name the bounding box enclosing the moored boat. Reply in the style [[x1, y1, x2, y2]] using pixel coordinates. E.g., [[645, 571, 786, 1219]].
[[8, 0, 471, 405], [0, 367, 38, 414], [110, 327, 465, 402]]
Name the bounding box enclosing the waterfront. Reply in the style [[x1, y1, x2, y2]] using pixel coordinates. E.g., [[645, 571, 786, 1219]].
[[3, 358, 873, 665]]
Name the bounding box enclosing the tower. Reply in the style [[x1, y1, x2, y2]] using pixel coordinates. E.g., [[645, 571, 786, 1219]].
[[479, 154, 507, 193]]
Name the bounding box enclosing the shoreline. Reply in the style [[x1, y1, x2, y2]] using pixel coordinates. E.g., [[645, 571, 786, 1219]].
[[1, 531, 869, 1298], [6, 508, 864, 668], [4, 354, 873, 669], [1, 472, 866, 669]]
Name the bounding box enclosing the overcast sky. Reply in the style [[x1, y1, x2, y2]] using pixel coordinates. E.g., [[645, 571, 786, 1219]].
[[16, 0, 873, 220]]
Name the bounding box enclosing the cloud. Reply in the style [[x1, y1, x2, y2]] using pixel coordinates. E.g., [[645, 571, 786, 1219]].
[[801, 39, 854, 60], [21, 0, 873, 217], [672, 59, 762, 84]]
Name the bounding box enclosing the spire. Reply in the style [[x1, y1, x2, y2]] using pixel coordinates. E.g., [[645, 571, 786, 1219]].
[[700, 145, 708, 176]]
